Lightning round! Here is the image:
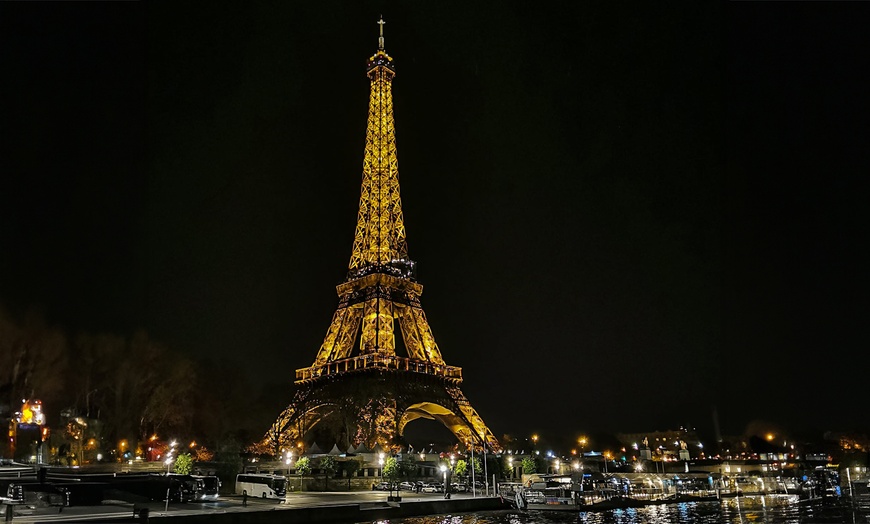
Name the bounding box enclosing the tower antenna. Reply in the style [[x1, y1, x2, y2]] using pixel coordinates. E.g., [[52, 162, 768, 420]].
[[377, 15, 385, 50]]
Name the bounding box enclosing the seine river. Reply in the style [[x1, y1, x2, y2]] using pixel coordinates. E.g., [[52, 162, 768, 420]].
[[363, 497, 870, 524]]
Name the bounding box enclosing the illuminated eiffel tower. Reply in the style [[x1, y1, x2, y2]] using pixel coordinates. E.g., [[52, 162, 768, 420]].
[[262, 18, 500, 455]]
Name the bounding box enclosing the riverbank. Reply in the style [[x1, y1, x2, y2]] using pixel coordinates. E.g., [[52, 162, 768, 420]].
[[162, 497, 506, 524], [9, 493, 508, 523]]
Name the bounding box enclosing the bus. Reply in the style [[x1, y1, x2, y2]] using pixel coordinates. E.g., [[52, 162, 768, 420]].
[[235, 473, 286, 500], [191, 474, 221, 501]]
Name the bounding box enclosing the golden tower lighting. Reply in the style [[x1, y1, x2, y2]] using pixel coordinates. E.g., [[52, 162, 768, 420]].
[[261, 17, 500, 455]]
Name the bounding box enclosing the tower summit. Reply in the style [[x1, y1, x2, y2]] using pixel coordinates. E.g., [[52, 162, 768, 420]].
[[350, 14, 405, 277], [263, 19, 499, 454]]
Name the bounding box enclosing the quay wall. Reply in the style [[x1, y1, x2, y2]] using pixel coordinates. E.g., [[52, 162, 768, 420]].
[[156, 498, 507, 524]]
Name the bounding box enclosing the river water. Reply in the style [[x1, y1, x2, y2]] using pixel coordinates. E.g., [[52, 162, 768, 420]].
[[363, 497, 870, 524]]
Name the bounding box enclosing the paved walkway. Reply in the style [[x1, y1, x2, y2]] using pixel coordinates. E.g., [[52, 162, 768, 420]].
[[8, 490, 503, 523]]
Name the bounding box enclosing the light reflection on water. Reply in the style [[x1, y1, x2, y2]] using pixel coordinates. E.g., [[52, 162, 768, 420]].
[[362, 497, 870, 524]]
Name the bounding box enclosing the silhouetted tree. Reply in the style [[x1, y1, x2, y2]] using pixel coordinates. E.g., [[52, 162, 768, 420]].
[[343, 458, 361, 489], [522, 456, 537, 474], [0, 307, 69, 418], [383, 457, 400, 497], [454, 459, 467, 477], [319, 455, 337, 490], [295, 457, 311, 492], [142, 357, 198, 437], [174, 453, 193, 474]]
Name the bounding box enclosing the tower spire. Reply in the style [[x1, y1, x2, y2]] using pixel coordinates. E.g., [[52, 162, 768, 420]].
[[377, 16, 385, 50], [350, 17, 404, 274]]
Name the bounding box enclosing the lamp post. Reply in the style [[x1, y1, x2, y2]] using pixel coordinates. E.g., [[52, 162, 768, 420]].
[[467, 446, 475, 497], [483, 445, 489, 496], [440, 464, 448, 499], [164, 440, 177, 512], [449, 455, 455, 496], [292, 450, 293, 490]]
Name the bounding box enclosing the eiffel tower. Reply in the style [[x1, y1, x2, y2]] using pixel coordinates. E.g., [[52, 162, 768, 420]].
[[262, 18, 500, 455]]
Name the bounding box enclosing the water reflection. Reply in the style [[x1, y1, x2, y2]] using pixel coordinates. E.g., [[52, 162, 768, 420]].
[[365, 498, 870, 524]]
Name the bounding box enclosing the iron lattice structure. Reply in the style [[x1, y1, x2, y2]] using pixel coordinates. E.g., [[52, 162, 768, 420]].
[[263, 20, 500, 455]]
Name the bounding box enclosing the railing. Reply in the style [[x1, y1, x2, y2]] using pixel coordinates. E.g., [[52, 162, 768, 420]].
[[295, 354, 462, 382]]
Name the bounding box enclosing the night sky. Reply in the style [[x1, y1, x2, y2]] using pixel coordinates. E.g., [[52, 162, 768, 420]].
[[2, 2, 868, 446]]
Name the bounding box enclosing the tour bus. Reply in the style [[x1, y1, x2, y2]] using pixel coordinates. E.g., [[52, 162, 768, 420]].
[[235, 473, 286, 500], [191, 474, 221, 501]]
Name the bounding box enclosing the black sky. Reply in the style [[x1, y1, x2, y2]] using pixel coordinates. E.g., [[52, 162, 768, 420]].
[[2, 1, 868, 445]]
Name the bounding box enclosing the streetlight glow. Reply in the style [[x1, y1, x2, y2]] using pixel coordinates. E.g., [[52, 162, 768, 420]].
[[164, 440, 178, 512], [440, 464, 448, 499]]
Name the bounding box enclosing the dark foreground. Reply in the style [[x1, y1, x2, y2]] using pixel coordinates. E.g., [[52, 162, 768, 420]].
[[7, 491, 870, 523], [5, 491, 506, 523]]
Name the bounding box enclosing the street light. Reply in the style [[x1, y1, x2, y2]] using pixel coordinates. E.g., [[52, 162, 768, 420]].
[[440, 464, 448, 499], [284, 449, 302, 491], [164, 441, 178, 512], [483, 445, 489, 496]]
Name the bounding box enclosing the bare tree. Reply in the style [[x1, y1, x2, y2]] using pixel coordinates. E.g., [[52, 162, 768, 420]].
[[0, 306, 69, 417]]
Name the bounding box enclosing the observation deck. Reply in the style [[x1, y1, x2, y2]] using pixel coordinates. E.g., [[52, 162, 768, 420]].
[[295, 354, 462, 384]]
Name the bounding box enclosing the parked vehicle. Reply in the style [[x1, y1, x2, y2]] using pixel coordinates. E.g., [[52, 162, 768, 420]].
[[372, 482, 393, 491], [165, 474, 198, 502], [421, 482, 442, 493], [235, 473, 286, 500], [191, 475, 221, 501], [398, 481, 416, 491]]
